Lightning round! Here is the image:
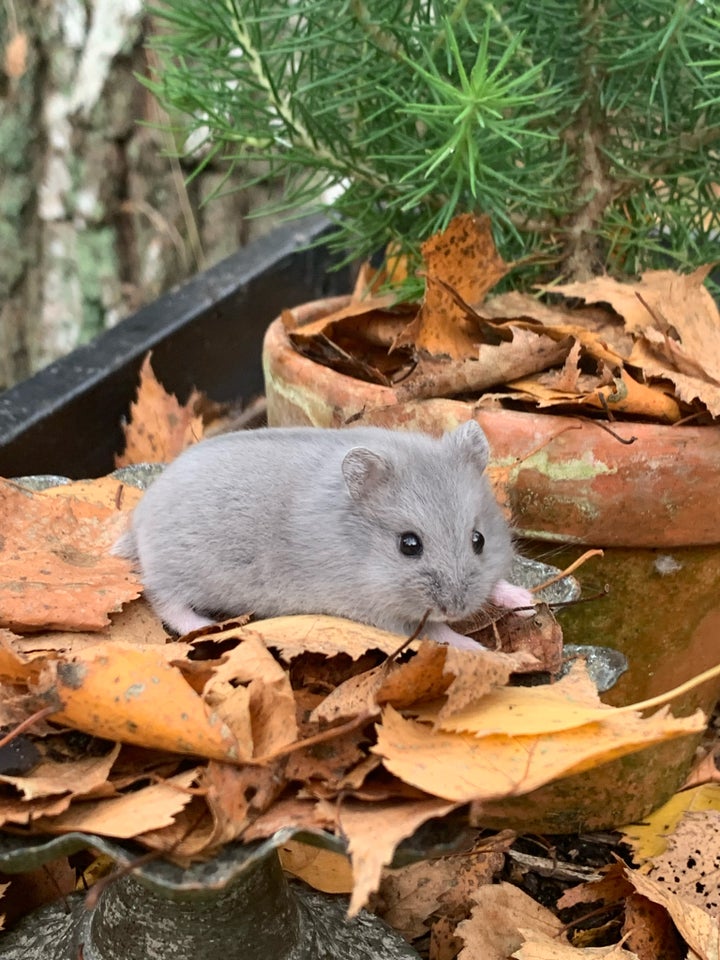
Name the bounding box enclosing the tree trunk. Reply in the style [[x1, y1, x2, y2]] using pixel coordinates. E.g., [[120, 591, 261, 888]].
[[0, 1, 284, 390]]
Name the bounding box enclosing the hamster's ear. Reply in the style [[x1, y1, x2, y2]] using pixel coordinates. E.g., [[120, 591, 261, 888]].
[[342, 447, 392, 501], [449, 420, 490, 472]]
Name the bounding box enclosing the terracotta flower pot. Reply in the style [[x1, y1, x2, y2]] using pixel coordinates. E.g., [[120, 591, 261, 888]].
[[262, 296, 720, 831]]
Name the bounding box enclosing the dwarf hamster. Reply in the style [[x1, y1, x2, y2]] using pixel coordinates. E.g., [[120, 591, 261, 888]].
[[114, 421, 532, 647]]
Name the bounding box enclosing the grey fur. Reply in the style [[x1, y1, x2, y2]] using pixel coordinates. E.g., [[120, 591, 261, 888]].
[[114, 422, 516, 637]]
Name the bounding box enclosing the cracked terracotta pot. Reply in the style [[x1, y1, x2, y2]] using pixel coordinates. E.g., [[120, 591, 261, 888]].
[[262, 295, 720, 831]]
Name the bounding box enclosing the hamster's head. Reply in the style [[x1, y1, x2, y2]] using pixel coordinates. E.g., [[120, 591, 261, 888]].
[[340, 420, 515, 632]]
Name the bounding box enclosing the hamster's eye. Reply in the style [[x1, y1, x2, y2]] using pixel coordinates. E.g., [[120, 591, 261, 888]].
[[399, 532, 423, 557], [472, 530, 485, 555]]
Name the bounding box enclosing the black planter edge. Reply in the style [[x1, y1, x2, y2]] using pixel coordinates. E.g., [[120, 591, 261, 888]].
[[0, 215, 349, 478]]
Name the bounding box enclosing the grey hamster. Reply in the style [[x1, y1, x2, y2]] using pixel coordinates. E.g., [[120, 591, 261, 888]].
[[114, 421, 532, 647]]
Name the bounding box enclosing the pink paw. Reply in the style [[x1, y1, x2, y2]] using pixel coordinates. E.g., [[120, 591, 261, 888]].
[[490, 579, 535, 615]]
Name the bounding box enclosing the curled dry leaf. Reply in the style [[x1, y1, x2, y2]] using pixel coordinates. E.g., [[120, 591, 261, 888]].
[[458, 604, 562, 676], [0, 743, 120, 807], [395, 214, 510, 360], [242, 795, 339, 843], [37, 643, 243, 761], [202, 635, 298, 758], [200, 758, 289, 851], [545, 267, 720, 418], [508, 367, 682, 422], [395, 327, 572, 403], [285, 297, 416, 384], [312, 641, 532, 726]]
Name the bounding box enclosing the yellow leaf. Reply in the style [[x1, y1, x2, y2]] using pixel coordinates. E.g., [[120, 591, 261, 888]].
[[374, 705, 704, 803], [278, 839, 354, 894], [621, 783, 720, 864], [41, 643, 245, 761], [417, 666, 615, 736]]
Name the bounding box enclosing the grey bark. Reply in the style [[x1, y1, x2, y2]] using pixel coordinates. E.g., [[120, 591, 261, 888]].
[[0, 1, 284, 391]]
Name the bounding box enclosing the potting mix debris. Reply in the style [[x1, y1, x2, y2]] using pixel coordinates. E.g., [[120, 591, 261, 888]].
[[1, 217, 720, 958]]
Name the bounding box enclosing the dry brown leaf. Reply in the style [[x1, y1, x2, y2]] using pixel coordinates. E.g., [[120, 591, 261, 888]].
[[430, 915, 464, 960], [0, 792, 86, 828], [310, 663, 386, 724], [556, 861, 633, 911], [629, 338, 720, 417], [3, 599, 168, 668], [32, 768, 200, 839], [376, 643, 460, 708], [622, 868, 719, 960], [135, 798, 216, 862], [241, 795, 339, 842], [683, 752, 720, 790], [548, 268, 720, 417], [379, 842, 507, 939], [437, 645, 536, 723], [0, 479, 142, 632], [397, 214, 510, 359], [312, 642, 532, 726], [508, 367, 682, 421], [202, 759, 287, 849], [456, 881, 563, 960], [559, 862, 718, 960], [285, 292, 400, 338], [477, 291, 632, 364], [395, 327, 571, 402], [374, 703, 704, 803], [115, 353, 204, 466], [285, 724, 370, 788], [285, 296, 417, 385], [623, 894, 686, 960], [340, 796, 457, 915], [462, 604, 562, 676]]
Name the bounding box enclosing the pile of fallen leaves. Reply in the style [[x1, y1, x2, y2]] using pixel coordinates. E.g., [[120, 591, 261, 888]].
[[0, 359, 719, 957], [284, 214, 720, 423]]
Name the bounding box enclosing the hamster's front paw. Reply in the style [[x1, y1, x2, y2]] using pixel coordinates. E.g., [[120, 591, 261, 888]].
[[490, 579, 535, 615], [422, 621, 481, 651]]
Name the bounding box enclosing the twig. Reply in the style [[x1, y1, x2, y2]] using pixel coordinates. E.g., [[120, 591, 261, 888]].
[[531, 549, 604, 594], [382, 609, 431, 667], [255, 710, 376, 764], [614, 662, 720, 715], [0, 706, 57, 749]]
